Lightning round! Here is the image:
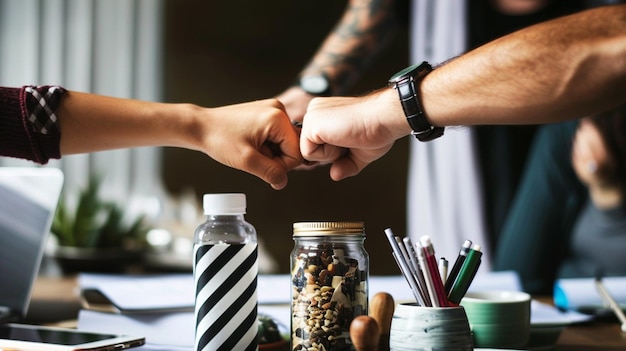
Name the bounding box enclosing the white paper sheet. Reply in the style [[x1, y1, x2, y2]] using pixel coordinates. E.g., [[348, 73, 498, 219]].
[[79, 273, 194, 312], [77, 271, 527, 348], [78, 309, 194, 348], [79, 298, 584, 348], [531, 300, 592, 326], [554, 276, 626, 311], [78, 273, 293, 311]]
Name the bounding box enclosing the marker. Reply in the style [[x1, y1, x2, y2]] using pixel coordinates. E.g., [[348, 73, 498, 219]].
[[384, 228, 424, 305], [420, 235, 448, 307], [448, 244, 482, 305], [444, 240, 472, 294], [595, 277, 626, 333]]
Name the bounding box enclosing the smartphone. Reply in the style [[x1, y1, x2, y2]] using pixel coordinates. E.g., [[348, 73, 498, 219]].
[[0, 323, 145, 351]]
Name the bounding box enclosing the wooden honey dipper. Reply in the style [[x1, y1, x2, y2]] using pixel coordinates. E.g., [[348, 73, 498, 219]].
[[350, 292, 395, 351]]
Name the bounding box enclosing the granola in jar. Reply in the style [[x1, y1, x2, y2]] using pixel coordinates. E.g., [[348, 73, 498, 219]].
[[290, 222, 368, 351]]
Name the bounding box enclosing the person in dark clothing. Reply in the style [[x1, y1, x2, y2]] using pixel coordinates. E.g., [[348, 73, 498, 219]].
[[495, 105, 626, 294]]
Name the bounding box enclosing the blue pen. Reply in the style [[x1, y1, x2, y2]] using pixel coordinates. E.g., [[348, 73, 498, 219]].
[[448, 244, 482, 305], [444, 240, 472, 294]]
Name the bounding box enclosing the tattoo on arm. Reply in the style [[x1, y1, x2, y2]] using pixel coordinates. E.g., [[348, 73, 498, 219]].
[[302, 0, 398, 94]]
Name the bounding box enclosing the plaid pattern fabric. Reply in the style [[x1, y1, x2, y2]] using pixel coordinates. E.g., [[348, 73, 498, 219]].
[[23, 85, 67, 135]]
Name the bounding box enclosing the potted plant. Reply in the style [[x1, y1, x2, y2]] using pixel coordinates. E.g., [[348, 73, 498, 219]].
[[50, 176, 150, 273], [258, 314, 289, 351]]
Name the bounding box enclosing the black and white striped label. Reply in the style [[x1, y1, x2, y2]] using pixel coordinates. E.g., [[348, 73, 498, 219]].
[[194, 243, 258, 351]]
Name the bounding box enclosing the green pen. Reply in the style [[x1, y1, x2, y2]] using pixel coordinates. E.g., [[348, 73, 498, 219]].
[[447, 244, 482, 305]]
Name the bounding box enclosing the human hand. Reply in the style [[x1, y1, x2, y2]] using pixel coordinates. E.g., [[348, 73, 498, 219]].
[[276, 86, 320, 169], [194, 99, 303, 190], [276, 86, 313, 124], [300, 89, 410, 181], [571, 118, 611, 187]]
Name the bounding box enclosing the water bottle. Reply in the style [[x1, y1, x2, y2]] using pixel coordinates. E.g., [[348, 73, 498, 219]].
[[194, 193, 258, 351]]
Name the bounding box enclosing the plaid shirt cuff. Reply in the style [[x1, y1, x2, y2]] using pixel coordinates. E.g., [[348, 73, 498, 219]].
[[23, 85, 67, 135]]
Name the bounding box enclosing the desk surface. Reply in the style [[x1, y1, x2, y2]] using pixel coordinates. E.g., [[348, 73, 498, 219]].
[[29, 275, 626, 350]]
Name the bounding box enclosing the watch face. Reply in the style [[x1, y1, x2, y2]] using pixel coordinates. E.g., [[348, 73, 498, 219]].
[[389, 62, 432, 83], [300, 75, 330, 95]]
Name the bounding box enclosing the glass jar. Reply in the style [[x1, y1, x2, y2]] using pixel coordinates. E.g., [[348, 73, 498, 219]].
[[290, 221, 369, 351]]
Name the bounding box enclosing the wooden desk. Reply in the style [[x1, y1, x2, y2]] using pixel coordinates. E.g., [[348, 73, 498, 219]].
[[28, 276, 626, 350], [530, 295, 626, 350], [26, 275, 80, 326], [556, 322, 626, 350]]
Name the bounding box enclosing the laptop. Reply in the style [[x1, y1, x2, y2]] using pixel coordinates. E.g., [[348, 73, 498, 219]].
[[0, 167, 64, 322]]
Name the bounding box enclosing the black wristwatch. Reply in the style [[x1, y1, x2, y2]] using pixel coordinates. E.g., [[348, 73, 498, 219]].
[[388, 61, 444, 141], [297, 74, 332, 97]]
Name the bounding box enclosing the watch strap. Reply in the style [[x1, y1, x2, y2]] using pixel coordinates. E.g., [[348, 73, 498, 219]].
[[393, 62, 444, 141]]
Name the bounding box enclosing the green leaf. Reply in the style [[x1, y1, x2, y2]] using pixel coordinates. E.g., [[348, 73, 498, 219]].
[[50, 174, 151, 249]]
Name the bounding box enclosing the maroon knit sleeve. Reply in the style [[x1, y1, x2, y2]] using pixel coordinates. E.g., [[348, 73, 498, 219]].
[[0, 85, 66, 164]]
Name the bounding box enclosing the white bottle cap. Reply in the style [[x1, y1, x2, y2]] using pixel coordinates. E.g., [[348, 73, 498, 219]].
[[203, 193, 246, 215]]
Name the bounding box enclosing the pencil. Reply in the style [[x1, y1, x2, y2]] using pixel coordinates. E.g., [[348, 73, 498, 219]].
[[384, 228, 425, 305], [402, 237, 430, 306], [595, 277, 626, 333]]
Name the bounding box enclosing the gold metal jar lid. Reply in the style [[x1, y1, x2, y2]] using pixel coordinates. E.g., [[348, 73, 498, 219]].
[[292, 221, 365, 236]]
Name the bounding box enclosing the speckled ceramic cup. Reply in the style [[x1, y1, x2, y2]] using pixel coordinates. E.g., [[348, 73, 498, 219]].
[[389, 303, 473, 351], [460, 290, 531, 349]]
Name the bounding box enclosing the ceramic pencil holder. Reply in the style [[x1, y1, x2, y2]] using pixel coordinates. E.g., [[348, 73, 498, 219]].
[[389, 303, 473, 351]]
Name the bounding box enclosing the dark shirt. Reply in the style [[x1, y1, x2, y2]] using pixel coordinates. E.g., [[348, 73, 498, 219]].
[[559, 201, 626, 278], [467, 0, 616, 249]]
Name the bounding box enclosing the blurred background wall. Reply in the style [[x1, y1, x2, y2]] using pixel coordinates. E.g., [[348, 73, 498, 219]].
[[162, 0, 410, 275]]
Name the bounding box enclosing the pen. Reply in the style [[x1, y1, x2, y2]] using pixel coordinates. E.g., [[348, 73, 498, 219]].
[[384, 228, 424, 305], [415, 241, 438, 307], [395, 236, 427, 306], [396, 236, 428, 306], [439, 257, 448, 285], [419, 235, 448, 307], [390, 252, 424, 305], [448, 244, 482, 305], [403, 237, 431, 306], [595, 277, 626, 333], [444, 239, 472, 294]]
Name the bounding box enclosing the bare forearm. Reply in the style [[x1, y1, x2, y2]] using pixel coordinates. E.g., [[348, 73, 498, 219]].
[[299, 5, 626, 181], [422, 4, 626, 126], [301, 0, 397, 94], [57, 91, 197, 154]]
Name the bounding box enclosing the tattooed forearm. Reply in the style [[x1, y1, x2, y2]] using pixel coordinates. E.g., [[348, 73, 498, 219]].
[[300, 0, 398, 95]]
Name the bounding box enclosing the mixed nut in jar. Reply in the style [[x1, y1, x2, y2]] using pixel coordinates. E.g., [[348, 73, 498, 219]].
[[290, 221, 369, 351]]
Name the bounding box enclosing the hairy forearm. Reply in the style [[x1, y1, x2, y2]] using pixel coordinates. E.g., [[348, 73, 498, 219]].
[[301, 0, 398, 94], [421, 4, 626, 126], [57, 91, 198, 154]]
